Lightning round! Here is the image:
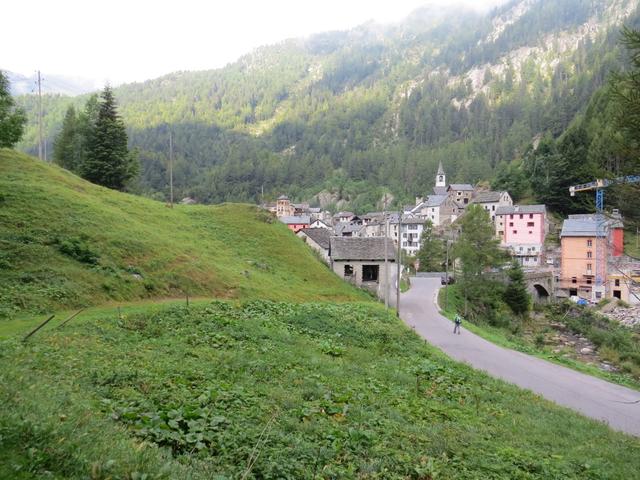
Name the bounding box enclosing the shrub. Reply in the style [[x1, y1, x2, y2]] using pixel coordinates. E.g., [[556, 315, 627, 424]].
[[56, 237, 99, 265]]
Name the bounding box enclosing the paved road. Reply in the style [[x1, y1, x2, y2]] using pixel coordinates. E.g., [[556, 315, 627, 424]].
[[399, 277, 640, 437]]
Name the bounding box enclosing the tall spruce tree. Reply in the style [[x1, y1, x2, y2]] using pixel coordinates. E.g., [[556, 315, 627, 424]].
[[83, 87, 137, 190], [53, 106, 83, 171], [0, 70, 26, 148], [503, 260, 530, 316]]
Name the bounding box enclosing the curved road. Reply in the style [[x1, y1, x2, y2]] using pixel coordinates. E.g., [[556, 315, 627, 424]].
[[399, 277, 640, 436]]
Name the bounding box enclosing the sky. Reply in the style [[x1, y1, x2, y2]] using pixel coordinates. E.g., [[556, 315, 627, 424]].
[[3, 0, 506, 86]]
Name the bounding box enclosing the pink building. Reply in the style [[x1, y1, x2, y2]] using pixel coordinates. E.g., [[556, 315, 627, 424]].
[[495, 205, 547, 266], [279, 215, 311, 233]]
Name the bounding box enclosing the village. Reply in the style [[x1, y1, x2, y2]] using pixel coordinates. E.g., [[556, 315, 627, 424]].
[[263, 161, 640, 319]]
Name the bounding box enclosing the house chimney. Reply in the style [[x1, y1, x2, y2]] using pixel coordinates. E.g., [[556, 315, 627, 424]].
[[416, 196, 424, 206]]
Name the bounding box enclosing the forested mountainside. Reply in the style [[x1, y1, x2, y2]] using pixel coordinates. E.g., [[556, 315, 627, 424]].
[[15, 0, 640, 212]]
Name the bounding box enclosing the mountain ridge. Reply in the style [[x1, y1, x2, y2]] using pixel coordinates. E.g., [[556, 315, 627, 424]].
[[13, 0, 640, 210]]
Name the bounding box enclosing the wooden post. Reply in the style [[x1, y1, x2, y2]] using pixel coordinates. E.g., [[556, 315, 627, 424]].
[[23, 314, 55, 342], [186, 292, 190, 307], [57, 308, 85, 329]]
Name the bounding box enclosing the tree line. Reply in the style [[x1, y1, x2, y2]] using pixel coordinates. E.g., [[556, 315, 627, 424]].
[[53, 87, 138, 191]]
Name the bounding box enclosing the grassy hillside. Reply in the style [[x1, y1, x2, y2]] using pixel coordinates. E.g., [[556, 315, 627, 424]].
[[2, 300, 639, 479], [0, 150, 363, 319]]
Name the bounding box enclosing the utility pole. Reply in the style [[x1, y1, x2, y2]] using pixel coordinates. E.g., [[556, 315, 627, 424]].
[[444, 240, 450, 310], [396, 213, 402, 317], [37, 70, 43, 162], [168, 130, 174, 207], [383, 196, 389, 308]]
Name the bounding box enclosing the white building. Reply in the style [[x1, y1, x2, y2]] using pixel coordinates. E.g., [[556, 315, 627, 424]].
[[471, 191, 513, 221]]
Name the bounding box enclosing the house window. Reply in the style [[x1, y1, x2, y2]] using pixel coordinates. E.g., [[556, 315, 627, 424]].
[[513, 230, 518, 234], [587, 239, 592, 247], [587, 251, 592, 258], [464, 198, 469, 204], [613, 290, 622, 299], [529, 214, 534, 219], [362, 265, 379, 282], [587, 263, 592, 271], [571, 277, 577, 284], [615, 279, 620, 287], [409, 224, 417, 230], [403, 233, 407, 238], [498, 231, 504, 236], [527, 222, 534, 227], [596, 292, 602, 299], [519, 214, 523, 219], [344, 265, 353, 277], [509, 222, 514, 227], [509, 214, 513, 219], [492, 205, 495, 211]]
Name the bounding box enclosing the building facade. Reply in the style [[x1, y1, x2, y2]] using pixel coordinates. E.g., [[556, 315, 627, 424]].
[[496, 205, 546, 266], [330, 237, 396, 299]]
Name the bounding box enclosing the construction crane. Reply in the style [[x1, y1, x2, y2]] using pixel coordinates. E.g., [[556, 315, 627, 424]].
[[568, 174, 640, 299]]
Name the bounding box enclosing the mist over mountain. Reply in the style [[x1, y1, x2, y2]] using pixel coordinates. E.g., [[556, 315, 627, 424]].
[[5, 70, 101, 97], [14, 0, 640, 211]]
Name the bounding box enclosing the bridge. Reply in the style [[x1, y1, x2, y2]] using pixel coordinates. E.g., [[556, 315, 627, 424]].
[[415, 270, 556, 303], [523, 270, 555, 303]]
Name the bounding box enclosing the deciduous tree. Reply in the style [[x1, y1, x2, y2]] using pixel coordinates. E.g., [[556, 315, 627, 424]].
[[0, 70, 26, 148]]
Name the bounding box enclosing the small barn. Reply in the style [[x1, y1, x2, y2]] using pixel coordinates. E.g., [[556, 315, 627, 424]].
[[330, 237, 396, 298]]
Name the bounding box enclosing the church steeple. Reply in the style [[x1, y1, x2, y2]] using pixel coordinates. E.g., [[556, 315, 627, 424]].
[[436, 161, 446, 188]]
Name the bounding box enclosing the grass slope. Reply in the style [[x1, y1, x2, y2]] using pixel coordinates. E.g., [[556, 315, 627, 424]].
[[1, 301, 639, 479], [0, 150, 364, 318]]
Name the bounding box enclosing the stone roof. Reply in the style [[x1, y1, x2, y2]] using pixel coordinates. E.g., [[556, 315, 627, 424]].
[[472, 191, 506, 203], [433, 186, 447, 195], [298, 228, 331, 249], [568, 214, 624, 229], [335, 223, 364, 235], [330, 237, 397, 261], [278, 194, 289, 200], [279, 215, 310, 225], [448, 184, 475, 191], [496, 204, 546, 215], [561, 218, 607, 238]]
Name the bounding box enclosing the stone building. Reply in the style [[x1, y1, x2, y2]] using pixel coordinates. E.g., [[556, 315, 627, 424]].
[[297, 228, 332, 264], [330, 237, 396, 298]]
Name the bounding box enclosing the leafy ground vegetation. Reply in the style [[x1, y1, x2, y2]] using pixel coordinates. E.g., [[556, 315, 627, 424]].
[[439, 285, 640, 390], [2, 300, 640, 479], [0, 150, 364, 319]]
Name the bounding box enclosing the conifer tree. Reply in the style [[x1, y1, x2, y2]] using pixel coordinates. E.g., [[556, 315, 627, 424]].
[[53, 106, 83, 171], [503, 260, 530, 316], [83, 86, 138, 190], [0, 70, 26, 148]]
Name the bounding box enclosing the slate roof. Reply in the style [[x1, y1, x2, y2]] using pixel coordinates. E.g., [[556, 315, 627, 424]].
[[433, 186, 447, 195], [330, 237, 397, 261], [437, 161, 445, 176], [448, 184, 475, 191], [496, 205, 546, 215], [561, 218, 607, 237], [472, 191, 506, 203], [279, 215, 310, 225], [278, 194, 289, 200], [335, 223, 364, 235], [568, 214, 624, 229], [298, 228, 332, 249]]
